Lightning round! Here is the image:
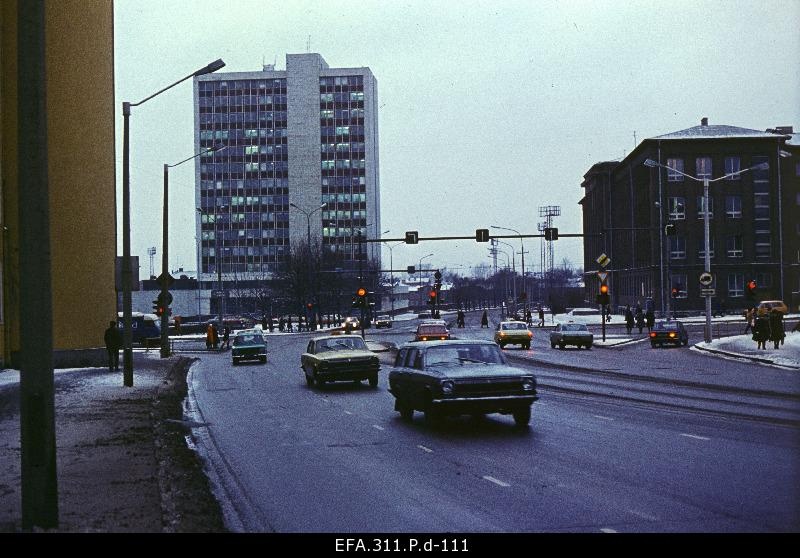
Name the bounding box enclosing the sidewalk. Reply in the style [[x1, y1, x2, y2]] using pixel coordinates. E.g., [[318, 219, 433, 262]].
[[695, 331, 800, 369], [0, 353, 225, 532]]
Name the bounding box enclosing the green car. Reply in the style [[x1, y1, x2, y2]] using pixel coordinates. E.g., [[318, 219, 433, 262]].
[[301, 335, 380, 388], [231, 330, 267, 365], [494, 321, 533, 349]]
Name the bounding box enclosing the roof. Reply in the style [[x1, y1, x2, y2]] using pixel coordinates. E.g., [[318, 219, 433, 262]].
[[651, 124, 781, 141], [401, 339, 497, 348]]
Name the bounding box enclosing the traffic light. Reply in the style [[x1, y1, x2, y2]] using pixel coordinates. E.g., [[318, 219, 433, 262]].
[[746, 279, 757, 299], [596, 283, 610, 305], [152, 298, 161, 314], [671, 284, 682, 298], [544, 227, 559, 241], [306, 302, 313, 311], [476, 228, 490, 242], [354, 287, 368, 309], [405, 231, 419, 244]]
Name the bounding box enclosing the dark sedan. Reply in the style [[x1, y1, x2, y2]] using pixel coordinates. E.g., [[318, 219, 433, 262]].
[[649, 320, 689, 348], [388, 340, 538, 427], [301, 335, 380, 388], [231, 330, 267, 365]]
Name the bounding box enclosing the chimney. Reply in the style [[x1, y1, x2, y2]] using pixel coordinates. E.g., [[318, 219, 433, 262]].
[[701, 117, 708, 126]]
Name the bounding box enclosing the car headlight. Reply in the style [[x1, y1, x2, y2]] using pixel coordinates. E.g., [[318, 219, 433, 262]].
[[521, 377, 535, 391], [440, 380, 454, 395]]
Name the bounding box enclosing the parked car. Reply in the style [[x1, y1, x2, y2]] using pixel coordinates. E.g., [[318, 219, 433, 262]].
[[494, 321, 533, 349], [550, 322, 593, 349], [301, 334, 380, 388], [756, 300, 788, 316], [649, 320, 689, 348], [117, 312, 160, 344], [375, 315, 393, 328], [388, 339, 539, 426], [231, 329, 267, 365], [414, 323, 450, 342]]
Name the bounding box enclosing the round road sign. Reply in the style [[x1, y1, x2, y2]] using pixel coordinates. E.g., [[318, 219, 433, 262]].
[[699, 272, 713, 286]]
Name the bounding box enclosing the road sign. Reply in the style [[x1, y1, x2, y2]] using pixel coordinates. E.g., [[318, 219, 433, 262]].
[[699, 272, 713, 286], [596, 253, 611, 267], [157, 272, 175, 287], [700, 288, 716, 296], [211, 289, 227, 298], [597, 271, 608, 283]]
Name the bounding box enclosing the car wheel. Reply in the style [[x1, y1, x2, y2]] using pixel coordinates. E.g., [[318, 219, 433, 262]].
[[559, 343, 565, 350], [232, 359, 238, 366], [499, 343, 505, 350], [305, 373, 314, 387], [524, 343, 530, 350], [260, 356, 267, 363], [398, 399, 414, 421], [550, 342, 556, 349], [513, 406, 531, 427], [586, 343, 593, 349], [369, 375, 378, 388], [315, 371, 326, 389]]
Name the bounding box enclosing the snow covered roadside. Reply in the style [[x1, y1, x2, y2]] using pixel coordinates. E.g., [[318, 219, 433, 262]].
[[695, 331, 800, 369]]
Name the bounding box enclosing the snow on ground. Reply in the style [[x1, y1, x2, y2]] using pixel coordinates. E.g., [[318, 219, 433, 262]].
[[696, 331, 800, 368]]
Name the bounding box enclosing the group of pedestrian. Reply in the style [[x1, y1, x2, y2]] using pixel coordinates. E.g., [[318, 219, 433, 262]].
[[204, 323, 230, 350], [456, 310, 466, 328], [752, 309, 785, 350]]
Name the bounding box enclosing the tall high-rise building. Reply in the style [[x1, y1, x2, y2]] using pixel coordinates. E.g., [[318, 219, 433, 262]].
[[193, 53, 380, 313]]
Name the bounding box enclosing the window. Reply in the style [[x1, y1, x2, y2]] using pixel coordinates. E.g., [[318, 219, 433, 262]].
[[696, 196, 713, 219], [668, 197, 686, 219], [725, 195, 742, 218], [728, 274, 744, 298], [669, 236, 686, 259], [697, 236, 715, 259], [666, 158, 684, 181], [696, 156, 712, 179], [754, 230, 771, 258], [754, 194, 770, 220], [726, 235, 743, 258], [755, 273, 772, 288], [724, 156, 741, 179], [670, 273, 688, 298]]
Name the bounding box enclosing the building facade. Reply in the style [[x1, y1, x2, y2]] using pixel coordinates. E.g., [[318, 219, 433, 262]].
[[580, 119, 799, 315], [193, 53, 380, 313], [1, 1, 117, 367]]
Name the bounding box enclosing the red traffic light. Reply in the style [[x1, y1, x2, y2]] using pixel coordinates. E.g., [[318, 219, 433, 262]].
[[747, 280, 756, 291], [356, 287, 367, 297], [429, 290, 437, 298]]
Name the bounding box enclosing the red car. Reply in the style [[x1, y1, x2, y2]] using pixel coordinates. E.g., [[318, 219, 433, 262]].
[[414, 323, 450, 342]]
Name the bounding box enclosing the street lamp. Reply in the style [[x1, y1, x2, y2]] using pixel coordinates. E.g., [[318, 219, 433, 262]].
[[289, 202, 327, 326], [644, 158, 769, 343], [159, 144, 225, 357], [492, 225, 526, 311], [493, 239, 517, 303], [122, 58, 224, 386]]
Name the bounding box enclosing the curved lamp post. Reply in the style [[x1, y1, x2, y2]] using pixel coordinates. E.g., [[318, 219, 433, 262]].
[[492, 225, 526, 311], [382, 237, 405, 314], [122, 58, 224, 386], [644, 158, 768, 343], [289, 202, 327, 324]]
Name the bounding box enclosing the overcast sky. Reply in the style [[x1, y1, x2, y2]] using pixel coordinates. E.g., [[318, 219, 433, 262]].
[[114, 0, 800, 280]]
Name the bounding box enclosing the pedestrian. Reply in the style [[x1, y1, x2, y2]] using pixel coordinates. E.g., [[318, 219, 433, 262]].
[[298, 316, 304, 332], [743, 307, 754, 334], [752, 315, 771, 350], [645, 309, 655, 332], [221, 326, 231, 349], [538, 307, 545, 327], [624, 306, 634, 335], [174, 315, 182, 336], [287, 316, 293, 333], [104, 320, 122, 371], [635, 309, 645, 333], [769, 310, 785, 349], [268, 315, 275, 332], [262, 315, 268, 330], [525, 309, 532, 326], [279, 316, 285, 332], [206, 322, 214, 350], [481, 310, 489, 328], [212, 323, 220, 350]]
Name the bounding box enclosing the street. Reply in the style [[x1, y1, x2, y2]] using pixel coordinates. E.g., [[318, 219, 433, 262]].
[[185, 315, 800, 532]]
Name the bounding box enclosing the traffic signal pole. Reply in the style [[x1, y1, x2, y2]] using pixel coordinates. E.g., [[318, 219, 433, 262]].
[[160, 164, 170, 357]]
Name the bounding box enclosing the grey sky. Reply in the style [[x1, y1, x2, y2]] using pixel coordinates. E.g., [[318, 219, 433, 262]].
[[114, 0, 800, 279]]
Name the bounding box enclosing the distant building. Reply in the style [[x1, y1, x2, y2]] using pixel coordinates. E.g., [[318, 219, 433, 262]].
[[580, 118, 798, 314], [193, 53, 380, 315]]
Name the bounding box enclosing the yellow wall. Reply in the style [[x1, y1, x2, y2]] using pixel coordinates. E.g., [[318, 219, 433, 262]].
[[1, 0, 116, 362]]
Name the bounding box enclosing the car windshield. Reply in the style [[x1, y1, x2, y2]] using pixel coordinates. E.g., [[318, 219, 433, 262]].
[[425, 344, 506, 367], [562, 324, 588, 332], [572, 309, 600, 316], [502, 322, 527, 330], [654, 322, 678, 331], [418, 325, 447, 335], [233, 334, 262, 346], [316, 337, 368, 352]]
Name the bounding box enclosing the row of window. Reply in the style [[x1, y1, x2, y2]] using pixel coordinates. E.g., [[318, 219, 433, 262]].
[[200, 94, 288, 105], [669, 273, 772, 298], [321, 159, 367, 170], [320, 76, 364, 87], [667, 195, 748, 219], [200, 179, 289, 192], [322, 210, 368, 221], [322, 227, 369, 238], [198, 104, 288, 114], [668, 235, 771, 259], [321, 193, 366, 204], [664, 155, 770, 181], [199, 194, 290, 207], [320, 92, 365, 103], [320, 125, 366, 137], [201, 231, 291, 243], [320, 109, 366, 120], [322, 176, 366, 188], [199, 79, 286, 92]]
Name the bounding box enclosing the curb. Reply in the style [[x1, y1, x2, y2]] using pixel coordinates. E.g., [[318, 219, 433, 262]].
[[692, 344, 800, 369]]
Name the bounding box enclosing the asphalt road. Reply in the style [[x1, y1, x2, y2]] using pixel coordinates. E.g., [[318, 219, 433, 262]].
[[186, 319, 800, 533]]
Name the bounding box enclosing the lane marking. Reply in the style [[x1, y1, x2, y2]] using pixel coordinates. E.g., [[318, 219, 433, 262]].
[[372, 425, 385, 431], [482, 475, 510, 487], [344, 410, 353, 415], [680, 433, 710, 441], [417, 445, 433, 453], [628, 509, 658, 521], [600, 528, 617, 533], [593, 415, 614, 421]]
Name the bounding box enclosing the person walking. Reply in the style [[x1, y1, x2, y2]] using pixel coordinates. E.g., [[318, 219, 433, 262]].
[[481, 310, 489, 328], [287, 316, 293, 333], [538, 306, 545, 328], [752, 315, 771, 350], [206, 322, 214, 350], [635, 309, 645, 334], [211, 323, 220, 350], [278, 316, 285, 332], [645, 309, 655, 332], [268, 315, 275, 333], [743, 307, 754, 334], [624, 306, 634, 335], [104, 320, 122, 371], [769, 310, 785, 349], [221, 326, 231, 350]]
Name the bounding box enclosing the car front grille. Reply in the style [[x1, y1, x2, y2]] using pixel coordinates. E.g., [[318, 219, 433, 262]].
[[453, 378, 526, 397], [323, 358, 378, 374]]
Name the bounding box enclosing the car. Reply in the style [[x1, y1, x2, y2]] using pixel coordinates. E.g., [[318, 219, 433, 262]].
[[756, 300, 788, 316], [231, 329, 267, 364], [550, 322, 593, 349], [375, 315, 393, 328], [414, 323, 450, 342], [117, 312, 161, 344], [388, 339, 539, 426], [494, 321, 533, 349], [649, 320, 689, 348], [301, 334, 380, 388], [342, 316, 360, 332]]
